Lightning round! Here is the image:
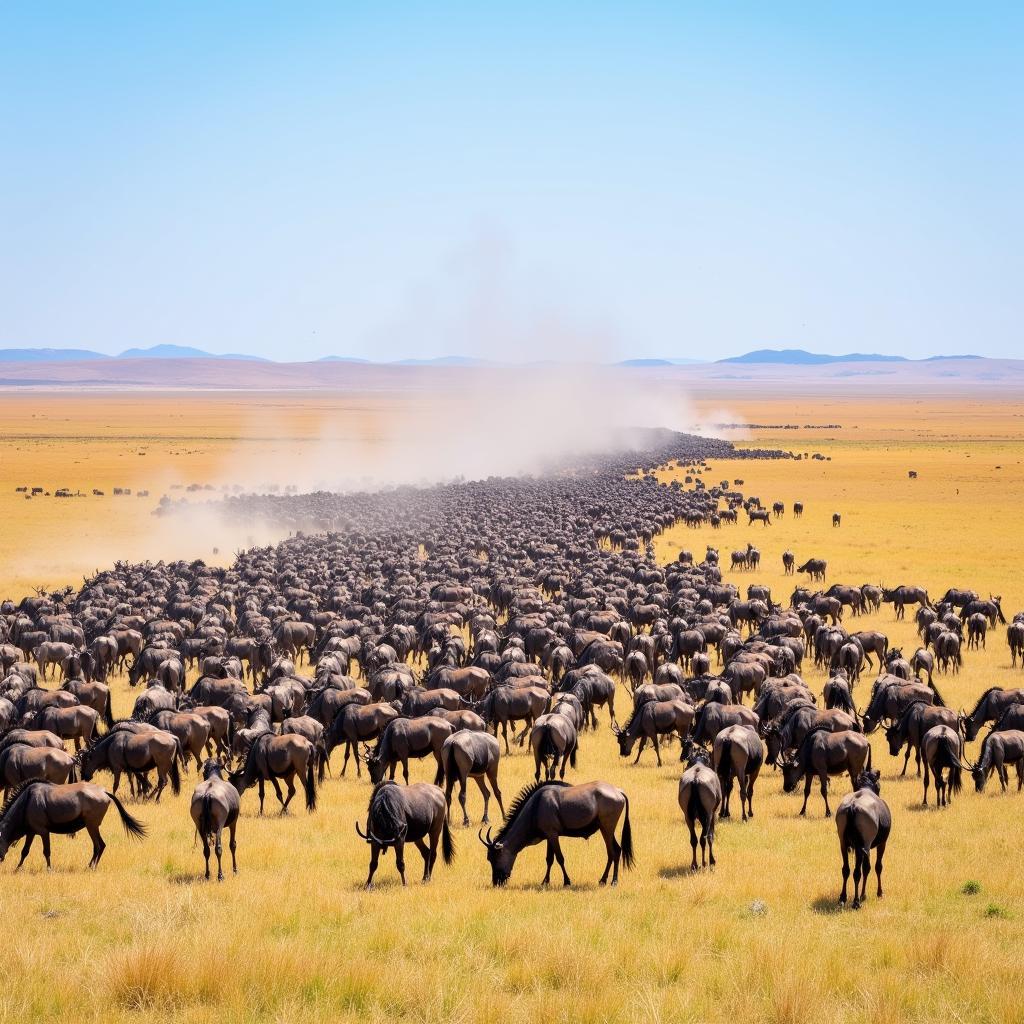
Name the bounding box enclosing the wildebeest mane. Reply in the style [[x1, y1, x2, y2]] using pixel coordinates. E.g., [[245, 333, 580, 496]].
[[967, 686, 1001, 719], [0, 778, 51, 825], [368, 781, 408, 841], [494, 780, 570, 843]]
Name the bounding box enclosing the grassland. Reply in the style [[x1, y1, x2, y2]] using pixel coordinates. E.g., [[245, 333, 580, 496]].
[[2, 393, 1024, 1024]]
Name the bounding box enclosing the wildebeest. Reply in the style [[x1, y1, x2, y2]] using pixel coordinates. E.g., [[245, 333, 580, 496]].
[[78, 726, 182, 801], [782, 550, 795, 575], [713, 724, 763, 821], [327, 702, 401, 777], [970, 729, 1024, 792], [861, 677, 941, 734], [0, 741, 77, 798], [882, 585, 932, 621], [190, 759, 240, 880], [797, 559, 827, 582], [678, 742, 721, 870], [884, 699, 958, 777], [442, 730, 504, 826], [529, 712, 579, 781], [834, 770, 890, 909], [920, 725, 962, 807], [365, 716, 454, 785], [479, 779, 634, 887], [229, 732, 317, 814], [0, 779, 146, 870], [959, 687, 1024, 741], [356, 781, 454, 887], [780, 726, 871, 817], [615, 699, 694, 766]]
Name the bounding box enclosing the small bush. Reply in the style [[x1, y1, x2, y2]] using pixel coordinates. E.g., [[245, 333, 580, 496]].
[[961, 880, 981, 895]]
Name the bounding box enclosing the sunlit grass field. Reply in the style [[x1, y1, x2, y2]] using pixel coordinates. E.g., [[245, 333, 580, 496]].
[[2, 395, 1024, 1024]]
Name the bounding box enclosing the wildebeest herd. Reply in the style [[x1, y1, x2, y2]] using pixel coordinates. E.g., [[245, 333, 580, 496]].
[[2, 428, 1023, 909]]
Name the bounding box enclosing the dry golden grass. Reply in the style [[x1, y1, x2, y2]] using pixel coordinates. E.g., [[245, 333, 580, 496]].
[[2, 393, 1024, 1024]]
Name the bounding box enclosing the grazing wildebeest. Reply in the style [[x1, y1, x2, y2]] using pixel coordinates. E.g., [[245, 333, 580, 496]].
[[884, 699, 958, 777], [1008, 620, 1024, 667], [476, 685, 550, 754], [797, 559, 827, 582], [615, 699, 694, 766], [921, 724, 963, 807], [835, 770, 890, 909], [678, 742, 721, 870], [79, 726, 182, 801], [190, 759, 240, 880], [365, 716, 455, 785], [229, 732, 317, 814], [0, 780, 146, 870], [782, 550, 795, 575], [822, 673, 855, 714], [762, 700, 858, 766], [441, 730, 504, 826], [861, 677, 941, 734], [959, 687, 1024, 741], [970, 729, 1024, 792], [356, 781, 454, 887], [832, 513, 841, 527], [479, 780, 633, 887], [780, 726, 871, 817], [713, 724, 763, 821]]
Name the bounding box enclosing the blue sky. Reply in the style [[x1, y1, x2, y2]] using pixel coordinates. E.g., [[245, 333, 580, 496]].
[[1, 3, 1021, 361]]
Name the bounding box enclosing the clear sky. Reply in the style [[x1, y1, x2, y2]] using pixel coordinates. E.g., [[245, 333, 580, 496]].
[[2, 3, 1021, 362]]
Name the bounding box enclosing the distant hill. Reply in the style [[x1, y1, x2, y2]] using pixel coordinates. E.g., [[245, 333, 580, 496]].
[[393, 356, 494, 367], [720, 348, 909, 365], [118, 344, 269, 361], [616, 358, 707, 367], [0, 347, 108, 361], [317, 355, 371, 363]]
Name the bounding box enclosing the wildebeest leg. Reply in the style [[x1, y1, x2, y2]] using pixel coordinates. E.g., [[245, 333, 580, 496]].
[[112, 769, 122, 795], [154, 768, 167, 803], [501, 721, 510, 755], [475, 776, 491, 824], [820, 773, 831, 817], [201, 829, 212, 879], [533, 744, 543, 782], [258, 778, 266, 815], [432, 752, 445, 787], [40, 831, 52, 870], [279, 773, 294, 813], [414, 836, 433, 881], [228, 819, 238, 874], [488, 766, 504, 819], [799, 774, 812, 816], [922, 762, 929, 806], [633, 737, 647, 765], [213, 825, 225, 880], [559, 749, 570, 779], [86, 822, 105, 868], [341, 742, 352, 777], [838, 839, 851, 904], [395, 840, 407, 886], [551, 836, 571, 886], [653, 731, 663, 767], [15, 833, 35, 871], [745, 773, 754, 820], [458, 777, 470, 827], [851, 846, 864, 909], [542, 839, 556, 885], [364, 843, 381, 888], [900, 743, 912, 777], [688, 821, 699, 871], [874, 838, 886, 897]]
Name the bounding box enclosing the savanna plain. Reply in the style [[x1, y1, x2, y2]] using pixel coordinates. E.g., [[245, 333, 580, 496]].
[[2, 391, 1024, 1024]]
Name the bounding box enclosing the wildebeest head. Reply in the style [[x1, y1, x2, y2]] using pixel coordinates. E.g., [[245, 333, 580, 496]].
[[779, 756, 803, 793], [612, 722, 635, 757], [478, 827, 513, 886], [364, 748, 385, 785], [884, 722, 904, 757], [681, 738, 710, 768], [854, 768, 881, 794]]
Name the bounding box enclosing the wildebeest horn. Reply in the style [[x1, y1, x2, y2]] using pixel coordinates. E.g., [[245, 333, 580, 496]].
[[355, 820, 371, 843], [478, 828, 490, 847]]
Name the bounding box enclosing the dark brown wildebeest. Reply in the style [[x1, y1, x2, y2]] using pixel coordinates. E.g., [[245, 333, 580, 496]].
[[772, 501, 785, 518], [678, 743, 721, 870], [190, 759, 240, 881], [861, 677, 941, 733], [229, 732, 317, 815], [186, 704, 232, 759], [882, 585, 932, 621], [762, 700, 859, 766], [79, 726, 182, 801], [441, 730, 504, 826], [963, 596, 1007, 627], [831, 642, 864, 685], [835, 769, 890, 909], [780, 726, 871, 817], [365, 716, 455, 785], [615, 699, 694, 767], [28, 704, 99, 752], [920, 724, 962, 807], [797, 559, 827, 582], [0, 741, 77, 798], [632, 681, 684, 710], [356, 781, 454, 887], [424, 666, 491, 700], [884, 648, 912, 680], [933, 630, 962, 675], [401, 687, 463, 718], [782, 550, 795, 575], [793, 501, 804, 517], [850, 630, 888, 670], [966, 613, 988, 650], [327, 702, 400, 777], [305, 684, 371, 730], [0, 779, 146, 870], [713, 723, 763, 821], [623, 650, 649, 693], [61, 678, 114, 730], [832, 513, 841, 527], [959, 687, 1024, 741], [748, 509, 770, 527], [822, 673, 855, 714], [884, 699, 958, 777], [475, 685, 550, 754], [691, 701, 759, 746], [529, 713, 578, 781], [147, 709, 212, 771], [970, 729, 1024, 792], [479, 779, 634, 887], [428, 707, 487, 733], [911, 647, 935, 685], [1008, 620, 1024, 667]]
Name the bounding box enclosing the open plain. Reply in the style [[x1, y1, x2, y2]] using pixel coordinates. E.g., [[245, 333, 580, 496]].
[[2, 388, 1024, 1024]]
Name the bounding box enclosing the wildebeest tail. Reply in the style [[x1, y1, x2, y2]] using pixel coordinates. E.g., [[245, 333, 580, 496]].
[[198, 793, 214, 839], [866, 742, 872, 770], [441, 811, 455, 865], [103, 692, 115, 731], [108, 791, 148, 840], [620, 793, 635, 870], [929, 680, 947, 708], [166, 751, 182, 795], [939, 733, 962, 794], [304, 754, 318, 811], [316, 736, 328, 783], [569, 737, 577, 769], [66, 759, 78, 784], [716, 736, 734, 790]]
